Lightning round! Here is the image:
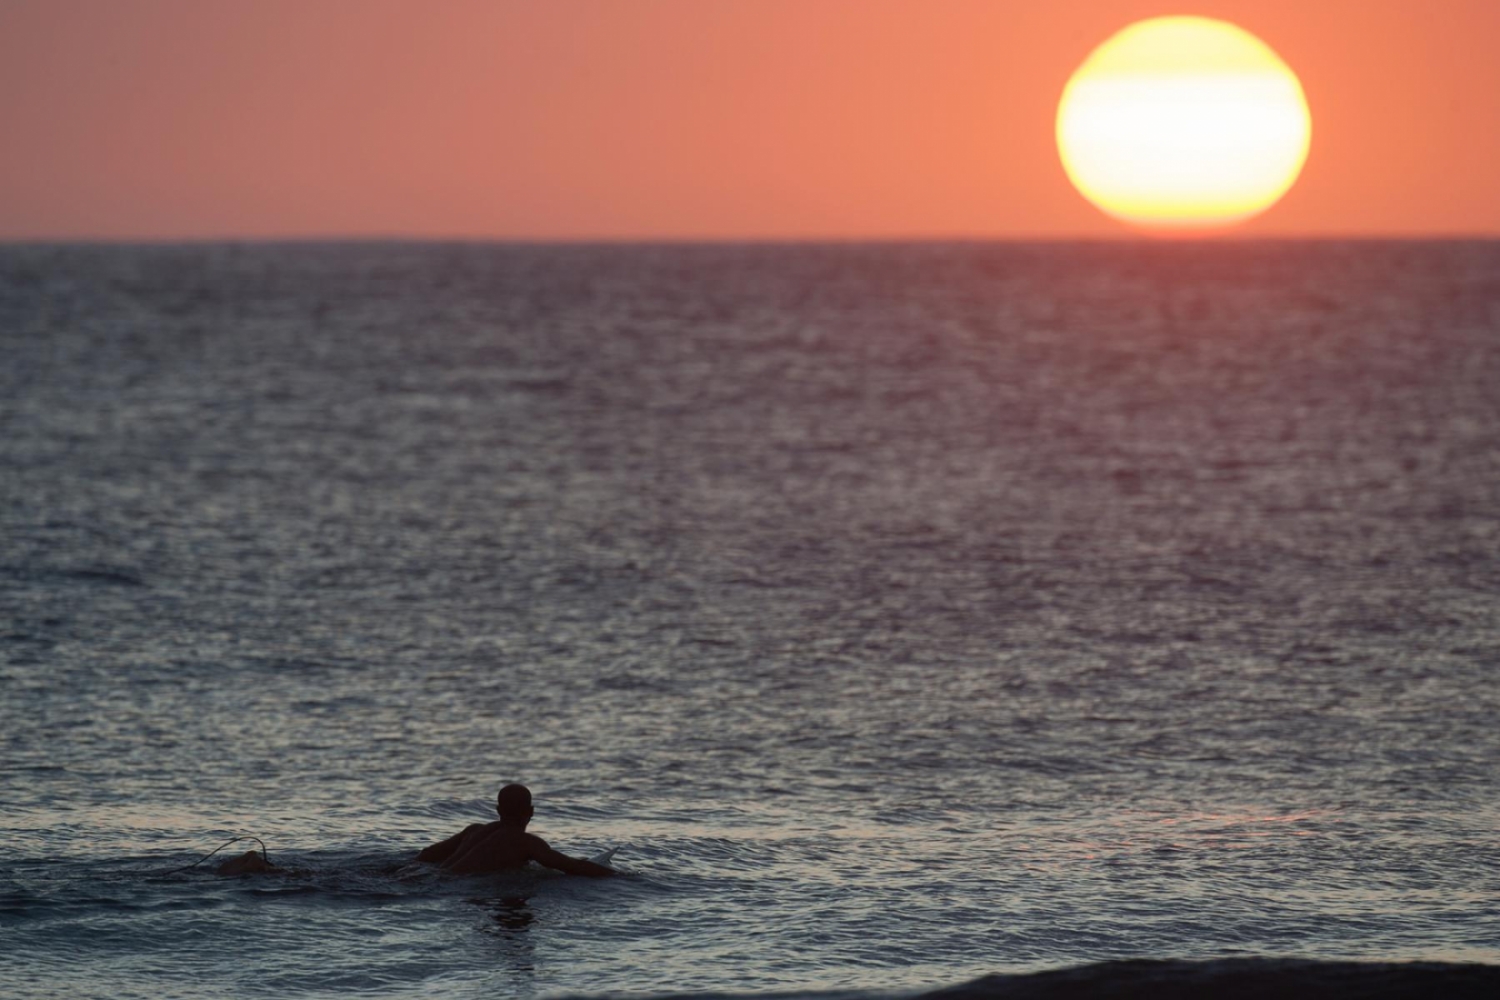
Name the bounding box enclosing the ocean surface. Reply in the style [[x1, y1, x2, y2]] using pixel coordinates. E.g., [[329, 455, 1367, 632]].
[[2, 241, 1499, 999]]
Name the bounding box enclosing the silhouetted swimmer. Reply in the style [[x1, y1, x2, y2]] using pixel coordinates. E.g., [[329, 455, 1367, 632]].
[[418, 784, 617, 877]]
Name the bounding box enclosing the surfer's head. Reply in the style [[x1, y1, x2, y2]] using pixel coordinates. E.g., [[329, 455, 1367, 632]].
[[496, 783, 534, 827]]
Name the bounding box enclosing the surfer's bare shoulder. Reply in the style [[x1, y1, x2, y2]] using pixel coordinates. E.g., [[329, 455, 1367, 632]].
[[416, 822, 492, 864]]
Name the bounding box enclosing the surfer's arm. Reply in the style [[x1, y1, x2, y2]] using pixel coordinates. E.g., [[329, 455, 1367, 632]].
[[418, 823, 483, 864], [526, 834, 617, 877]]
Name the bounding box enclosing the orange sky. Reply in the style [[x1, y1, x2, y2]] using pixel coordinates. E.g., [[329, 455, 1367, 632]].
[[2, 0, 1498, 240]]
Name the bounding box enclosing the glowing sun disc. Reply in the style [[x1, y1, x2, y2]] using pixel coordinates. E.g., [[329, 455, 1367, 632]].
[[1056, 17, 1312, 231]]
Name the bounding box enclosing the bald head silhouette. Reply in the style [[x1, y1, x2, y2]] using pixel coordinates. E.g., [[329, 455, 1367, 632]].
[[496, 783, 534, 828]]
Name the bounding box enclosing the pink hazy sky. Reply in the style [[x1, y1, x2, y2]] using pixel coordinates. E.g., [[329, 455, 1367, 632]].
[[2, 0, 1498, 240]]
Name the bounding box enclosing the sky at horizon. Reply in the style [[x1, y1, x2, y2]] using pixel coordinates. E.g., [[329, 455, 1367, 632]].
[[3, 0, 1499, 241]]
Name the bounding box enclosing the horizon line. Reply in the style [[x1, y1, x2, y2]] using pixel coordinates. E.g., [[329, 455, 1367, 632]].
[[4, 231, 1499, 247]]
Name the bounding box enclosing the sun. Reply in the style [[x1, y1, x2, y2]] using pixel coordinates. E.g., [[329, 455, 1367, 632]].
[[1056, 16, 1311, 232]]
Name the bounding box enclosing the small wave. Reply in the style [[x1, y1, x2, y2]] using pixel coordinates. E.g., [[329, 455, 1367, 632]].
[[914, 959, 1500, 1000], [547, 960, 1500, 1000]]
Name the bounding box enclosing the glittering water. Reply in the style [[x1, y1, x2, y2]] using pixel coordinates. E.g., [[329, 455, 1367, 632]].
[[3, 242, 1499, 999]]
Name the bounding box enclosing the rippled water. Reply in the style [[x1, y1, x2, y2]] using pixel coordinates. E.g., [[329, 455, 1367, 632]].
[[3, 242, 1499, 998]]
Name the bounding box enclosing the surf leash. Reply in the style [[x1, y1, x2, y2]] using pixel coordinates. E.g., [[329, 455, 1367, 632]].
[[153, 835, 272, 875]]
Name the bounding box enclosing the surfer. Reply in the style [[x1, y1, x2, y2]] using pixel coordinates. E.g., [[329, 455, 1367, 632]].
[[418, 783, 617, 877]]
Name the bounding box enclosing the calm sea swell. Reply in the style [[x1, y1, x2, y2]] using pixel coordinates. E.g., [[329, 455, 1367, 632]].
[[2, 241, 1498, 998]]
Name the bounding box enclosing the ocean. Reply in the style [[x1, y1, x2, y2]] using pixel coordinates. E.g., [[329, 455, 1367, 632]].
[[2, 241, 1498, 999]]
